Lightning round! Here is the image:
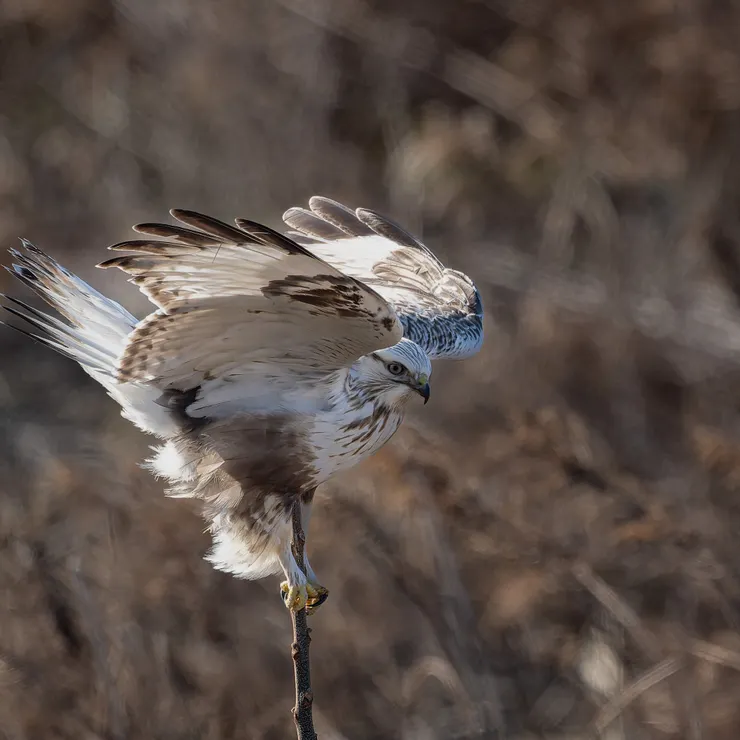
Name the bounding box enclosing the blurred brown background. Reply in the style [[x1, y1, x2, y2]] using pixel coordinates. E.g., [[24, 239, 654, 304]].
[[3, 1, 740, 738]]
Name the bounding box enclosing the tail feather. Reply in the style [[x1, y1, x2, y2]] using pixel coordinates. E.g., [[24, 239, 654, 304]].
[[2, 295, 120, 373], [8, 240, 137, 343], [2, 240, 176, 437], [3, 241, 135, 384]]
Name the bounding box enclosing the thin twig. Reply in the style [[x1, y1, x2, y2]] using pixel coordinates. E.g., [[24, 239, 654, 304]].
[[290, 498, 318, 740], [690, 638, 740, 671], [592, 656, 684, 735], [571, 562, 662, 661]]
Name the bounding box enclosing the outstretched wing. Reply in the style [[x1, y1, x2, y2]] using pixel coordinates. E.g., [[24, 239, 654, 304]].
[[282, 196, 483, 360], [100, 209, 403, 418]]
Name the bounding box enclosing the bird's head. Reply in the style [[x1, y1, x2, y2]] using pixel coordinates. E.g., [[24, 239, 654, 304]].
[[352, 338, 432, 406]]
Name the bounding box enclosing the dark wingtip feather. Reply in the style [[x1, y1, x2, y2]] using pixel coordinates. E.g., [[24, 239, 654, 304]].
[[109, 240, 157, 252], [135, 222, 176, 234], [133, 221, 221, 247], [108, 239, 201, 255], [169, 209, 249, 243], [97, 256, 130, 269], [234, 218, 315, 257]]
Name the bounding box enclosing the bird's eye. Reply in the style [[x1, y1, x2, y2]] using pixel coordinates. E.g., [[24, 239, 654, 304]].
[[387, 362, 405, 376]]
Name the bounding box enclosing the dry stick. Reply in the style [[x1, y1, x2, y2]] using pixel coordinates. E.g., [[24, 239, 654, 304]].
[[571, 562, 662, 661], [573, 563, 701, 738], [290, 498, 318, 740], [592, 656, 684, 735]]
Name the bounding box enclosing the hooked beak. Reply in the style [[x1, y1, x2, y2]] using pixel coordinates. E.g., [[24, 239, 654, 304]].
[[416, 382, 431, 405]]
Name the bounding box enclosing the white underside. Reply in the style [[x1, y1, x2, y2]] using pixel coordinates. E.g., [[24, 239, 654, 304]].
[[149, 398, 405, 581]]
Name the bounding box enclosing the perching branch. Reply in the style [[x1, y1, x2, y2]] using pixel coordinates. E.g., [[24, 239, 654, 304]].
[[290, 498, 318, 740]]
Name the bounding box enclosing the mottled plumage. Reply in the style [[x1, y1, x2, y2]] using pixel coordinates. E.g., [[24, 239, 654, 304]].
[[284, 196, 483, 359], [1, 198, 482, 612]]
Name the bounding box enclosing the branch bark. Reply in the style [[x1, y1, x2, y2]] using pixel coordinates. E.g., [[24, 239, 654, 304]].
[[290, 498, 318, 740]]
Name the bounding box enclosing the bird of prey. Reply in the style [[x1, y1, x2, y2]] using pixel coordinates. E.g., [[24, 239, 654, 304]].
[[1, 197, 483, 613]]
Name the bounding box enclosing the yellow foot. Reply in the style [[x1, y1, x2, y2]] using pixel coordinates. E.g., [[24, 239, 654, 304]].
[[306, 583, 329, 615], [280, 581, 308, 612]]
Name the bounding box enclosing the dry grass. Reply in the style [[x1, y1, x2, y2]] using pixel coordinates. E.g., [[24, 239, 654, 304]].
[[3, 1, 740, 738]]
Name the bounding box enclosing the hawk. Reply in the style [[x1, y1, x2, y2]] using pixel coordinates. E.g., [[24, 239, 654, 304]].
[[2, 197, 483, 612]]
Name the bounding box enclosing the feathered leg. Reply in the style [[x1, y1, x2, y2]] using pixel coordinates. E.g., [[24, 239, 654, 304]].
[[278, 494, 328, 614], [300, 499, 329, 614], [278, 543, 309, 612], [279, 493, 310, 612]]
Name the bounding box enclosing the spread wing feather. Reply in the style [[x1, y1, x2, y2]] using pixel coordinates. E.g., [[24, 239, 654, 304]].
[[99, 209, 403, 416], [283, 196, 483, 359], [0, 242, 180, 437]]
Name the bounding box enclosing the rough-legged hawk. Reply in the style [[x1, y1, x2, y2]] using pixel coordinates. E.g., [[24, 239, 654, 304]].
[[2, 197, 482, 612]]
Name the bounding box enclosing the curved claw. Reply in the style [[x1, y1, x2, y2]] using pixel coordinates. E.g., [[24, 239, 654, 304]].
[[305, 583, 329, 615], [280, 581, 308, 612]]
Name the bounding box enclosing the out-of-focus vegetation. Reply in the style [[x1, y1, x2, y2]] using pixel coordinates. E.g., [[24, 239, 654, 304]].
[[3, 1, 740, 738]]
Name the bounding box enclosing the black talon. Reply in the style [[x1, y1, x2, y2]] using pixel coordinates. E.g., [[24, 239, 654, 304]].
[[306, 590, 329, 615], [312, 591, 329, 608]]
